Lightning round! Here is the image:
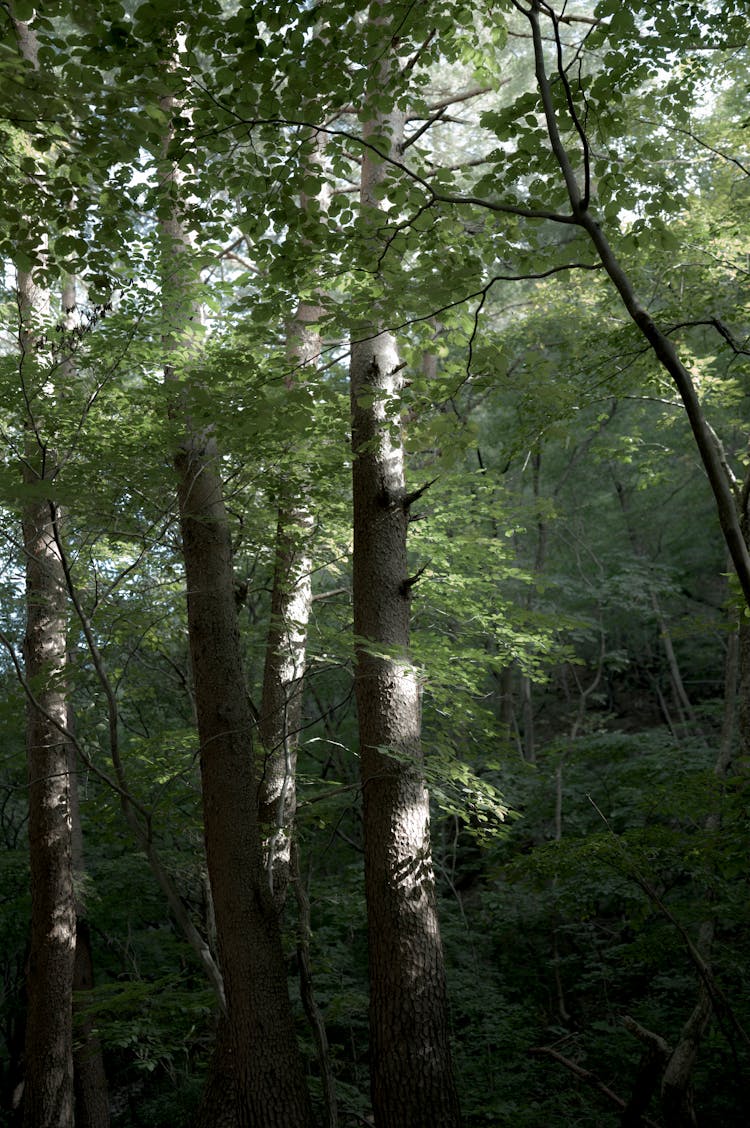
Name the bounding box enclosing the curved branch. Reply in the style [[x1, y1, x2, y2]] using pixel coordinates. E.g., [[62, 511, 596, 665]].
[[522, 0, 582, 212], [187, 77, 577, 225], [47, 509, 226, 1010], [517, 0, 750, 606]]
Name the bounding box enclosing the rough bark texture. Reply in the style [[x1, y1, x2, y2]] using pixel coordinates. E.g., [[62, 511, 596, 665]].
[[176, 443, 313, 1128], [352, 340, 459, 1126], [160, 79, 312, 1127], [190, 1017, 238, 1128], [21, 485, 76, 1128], [11, 15, 77, 1126], [350, 9, 461, 1125]]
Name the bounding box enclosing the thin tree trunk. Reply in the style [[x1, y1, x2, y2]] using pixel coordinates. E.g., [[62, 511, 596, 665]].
[[292, 843, 339, 1128], [736, 615, 750, 766], [656, 619, 739, 1124], [68, 704, 110, 1128], [160, 80, 313, 1128], [619, 615, 740, 1124], [258, 501, 313, 904], [350, 7, 461, 1125], [257, 287, 320, 906], [71, 920, 110, 1128], [60, 278, 111, 1128], [612, 474, 699, 734], [519, 446, 546, 764]]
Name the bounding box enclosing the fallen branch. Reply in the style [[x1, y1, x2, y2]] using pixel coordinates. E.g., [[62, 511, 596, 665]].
[[529, 1045, 661, 1128]]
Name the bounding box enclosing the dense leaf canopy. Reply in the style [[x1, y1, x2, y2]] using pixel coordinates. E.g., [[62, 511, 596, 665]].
[[1, 1, 749, 1125]]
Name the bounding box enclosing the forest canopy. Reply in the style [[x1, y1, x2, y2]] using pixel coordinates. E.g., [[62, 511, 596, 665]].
[[0, 2, 748, 1127]]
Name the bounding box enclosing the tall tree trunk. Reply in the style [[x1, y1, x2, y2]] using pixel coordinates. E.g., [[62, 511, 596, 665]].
[[12, 14, 76, 1124], [195, 134, 330, 1128], [58, 278, 111, 1128], [68, 699, 110, 1127], [18, 278, 76, 1128], [160, 83, 313, 1128], [350, 7, 461, 1126], [257, 503, 312, 904], [175, 437, 313, 1128], [257, 303, 318, 906]]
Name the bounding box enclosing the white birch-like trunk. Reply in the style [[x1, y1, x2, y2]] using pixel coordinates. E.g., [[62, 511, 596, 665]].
[[257, 304, 319, 906]]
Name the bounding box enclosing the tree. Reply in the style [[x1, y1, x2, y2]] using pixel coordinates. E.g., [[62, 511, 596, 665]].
[[159, 56, 314, 1128], [349, 6, 461, 1125], [17, 272, 76, 1128], [0, 3, 749, 1125], [257, 124, 330, 909], [9, 12, 76, 1124]]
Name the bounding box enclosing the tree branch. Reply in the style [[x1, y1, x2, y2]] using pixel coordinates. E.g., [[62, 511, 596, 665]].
[[528, 1046, 660, 1127], [48, 508, 227, 1009], [402, 105, 447, 151], [409, 85, 494, 117]]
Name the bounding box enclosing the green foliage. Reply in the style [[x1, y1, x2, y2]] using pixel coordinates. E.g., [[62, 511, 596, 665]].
[[0, 0, 749, 1123]]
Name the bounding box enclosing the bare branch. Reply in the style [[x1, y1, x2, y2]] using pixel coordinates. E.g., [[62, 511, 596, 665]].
[[528, 1045, 660, 1127], [522, 0, 583, 212], [587, 794, 750, 1054], [187, 81, 578, 225], [666, 317, 750, 356], [401, 28, 436, 76], [408, 85, 494, 117], [640, 117, 750, 178], [402, 106, 447, 151]]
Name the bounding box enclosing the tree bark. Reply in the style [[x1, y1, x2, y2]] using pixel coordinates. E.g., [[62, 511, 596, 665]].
[[190, 1017, 238, 1128], [258, 501, 313, 904], [350, 7, 461, 1125], [175, 439, 313, 1128], [193, 330, 318, 1128], [194, 129, 329, 1128], [19, 296, 76, 1127], [72, 920, 110, 1128], [160, 79, 313, 1128], [58, 277, 111, 1128], [12, 14, 77, 1113], [258, 298, 318, 906]]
